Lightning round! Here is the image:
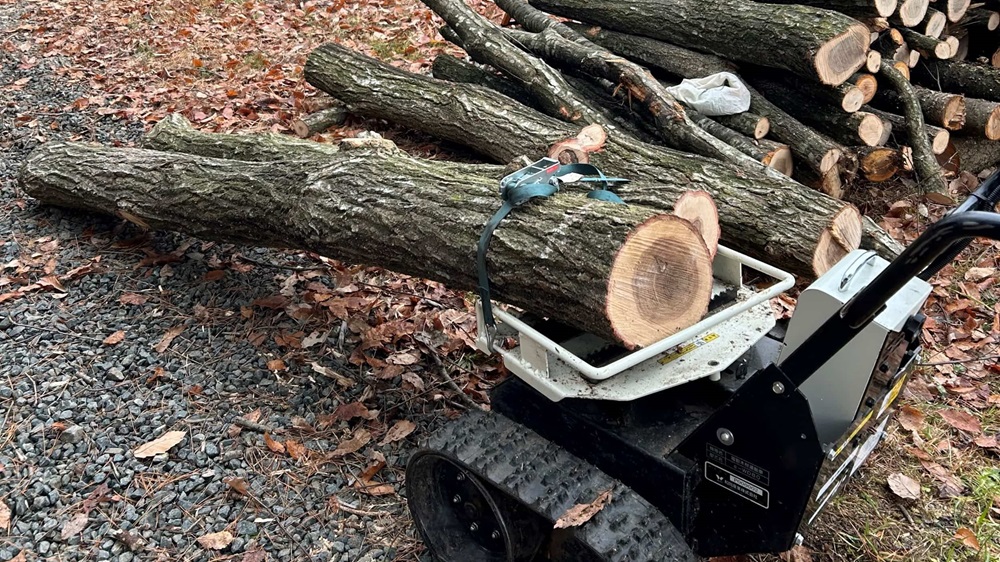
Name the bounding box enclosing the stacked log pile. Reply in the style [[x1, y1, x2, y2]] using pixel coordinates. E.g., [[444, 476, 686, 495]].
[[19, 0, 1000, 349]]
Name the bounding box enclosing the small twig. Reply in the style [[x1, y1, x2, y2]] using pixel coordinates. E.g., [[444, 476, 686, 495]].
[[896, 502, 916, 525], [918, 353, 1000, 366], [428, 352, 483, 410], [235, 254, 326, 272], [232, 417, 275, 433]]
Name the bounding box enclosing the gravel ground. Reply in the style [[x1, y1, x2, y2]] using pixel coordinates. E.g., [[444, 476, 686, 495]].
[[0, 4, 451, 561]]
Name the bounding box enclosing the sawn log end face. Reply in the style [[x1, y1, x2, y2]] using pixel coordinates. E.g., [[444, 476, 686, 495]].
[[605, 214, 712, 350], [816, 24, 872, 86]]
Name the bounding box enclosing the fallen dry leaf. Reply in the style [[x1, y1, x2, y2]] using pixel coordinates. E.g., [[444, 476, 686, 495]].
[[939, 408, 982, 435], [897, 405, 925, 432], [388, 351, 420, 365], [9, 551, 25, 562], [0, 501, 10, 531], [133, 430, 186, 459], [380, 419, 416, 445], [355, 479, 395, 496], [228, 409, 262, 438], [197, 530, 234, 550], [203, 270, 226, 282], [401, 372, 425, 392], [153, 326, 184, 353], [887, 473, 921, 501], [920, 461, 965, 498], [779, 545, 813, 562], [103, 330, 126, 346], [252, 295, 289, 309], [285, 439, 308, 460], [974, 434, 998, 450], [333, 401, 375, 421], [311, 362, 354, 388], [264, 433, 285, 454], [266, 359, 286, 372], [60, 512, 89, 540], [224, 477, 250, 496], [554, 488, 613, 529], [954, 527, 980, 551], [241, 548, 267, 562], [331, 428, 372, 457], [119, 293, 148, 305], [965, 267, 995, 282]]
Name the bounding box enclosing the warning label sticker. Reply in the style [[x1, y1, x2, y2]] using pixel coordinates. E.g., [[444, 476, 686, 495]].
[[706, 444, 770, 486], [705, 461, 770, 509]]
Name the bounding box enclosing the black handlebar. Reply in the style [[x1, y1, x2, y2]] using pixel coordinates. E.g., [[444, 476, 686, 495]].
[[779, 169, 1000, 387]]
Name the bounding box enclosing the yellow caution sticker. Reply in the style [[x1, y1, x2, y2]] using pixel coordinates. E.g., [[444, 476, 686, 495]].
[[833, 410, 873, 458], [659, 333, 719, 365], [878, 374, 908, 418]]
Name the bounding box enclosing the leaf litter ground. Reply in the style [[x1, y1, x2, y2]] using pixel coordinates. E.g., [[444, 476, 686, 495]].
[[1, 0, 999, 561]]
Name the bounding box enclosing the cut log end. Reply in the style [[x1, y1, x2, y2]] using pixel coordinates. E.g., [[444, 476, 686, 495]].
[[942, 95, 967, 131], [755, 117, 770, 139], [859, 147, 902, 181], [931, 129, 951, 154], [986, 108, 1000, 141], [925, 10, 946, 38], [820, 148, 843, 174], [842, 86, 866, 112], [876, 0, 898, 17], [893, 61, 911, 79], [762, 144, 794, 177], [853, 73, 878, 103], [813, 205, 863, 276], [898, 0, 930, 26], [947, 0, 970, 22], [814, 24, 872, 86], [672, 191, 720, 258], [933, 39, 954, 60], [866, 50, 883, 74], [859, 113, 887, 146], [606, 214, 713, 349], [990, 12, 1000, 31], [908, 49, 921, 68]]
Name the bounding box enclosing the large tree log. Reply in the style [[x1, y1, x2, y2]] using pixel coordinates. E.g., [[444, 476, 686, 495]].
[[757, 0, 896, 19], [869, 84, 966, 129], [305, 42, 863, 277], [528, 0, 871, 86], [21, 141, 716, 349], [571, 26, 850, 178], [912, 59, 1000, 101], [953, 136, 1000, 172], [963, 97, 1000, 140]]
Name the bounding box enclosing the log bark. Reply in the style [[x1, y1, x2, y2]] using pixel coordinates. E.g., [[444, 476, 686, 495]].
[[573, 27, 849, 177], [713, 112, 770, 139], [861, 216, 905, 258], [528, 0, 871, 86], [304, 42, 864, 277], [688, 110, 794, 175], [870, 84, 966, 129], [878, 61, 952, 201], [912, 59, 1000, 101], [899, 28, 954, 59], [758, 0, 897, 18], [21, 141, 718, 349], [963, 97, 1000, 140], [290, 106, 346, 138], [867, 106, 951, 152], [145, 114, 342, 159], [431, 53, 538, 109], [751, 81, 886, 146], [953, 136, 1000, 171]]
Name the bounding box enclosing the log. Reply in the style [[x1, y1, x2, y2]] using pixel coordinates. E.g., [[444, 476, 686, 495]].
[[911, 59, 1000, 101], [867, 50, 884, 73], [953, 136, 1000, 171], [571, 27, 850, 177], [892, 7, 945, 36], [870, 85, 966, 129], [290, 106, 347, 138], [851, 72, 880, 103], [752, 81, 886, 146], [868, 106, 952, 152], [20, 141, 716, 349], [431, 54, 537, 109], [861, 216, 905, 258], [713, 112, 770, 139], [688, 110, 794, 175], [964, 97, 1000, 140], [899, 28, 954, 59], [145, 114, 342, 159], [897, 0, 930, 26], [528, 0, 872, 86], [758, 0, 897, 19], [894, 60, 911, 79], [305, 42, 864, 277], [944, 0, 970, 22], [672, 191, 721, 258], [855, 146, 905, 181], [878, 61, 952, 201]]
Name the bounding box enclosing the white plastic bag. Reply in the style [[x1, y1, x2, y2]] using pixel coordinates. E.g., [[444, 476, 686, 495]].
[[665, 72, 751, 116]]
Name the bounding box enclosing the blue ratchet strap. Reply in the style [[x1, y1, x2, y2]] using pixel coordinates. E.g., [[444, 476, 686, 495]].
[[476, 160, 628, 350]]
